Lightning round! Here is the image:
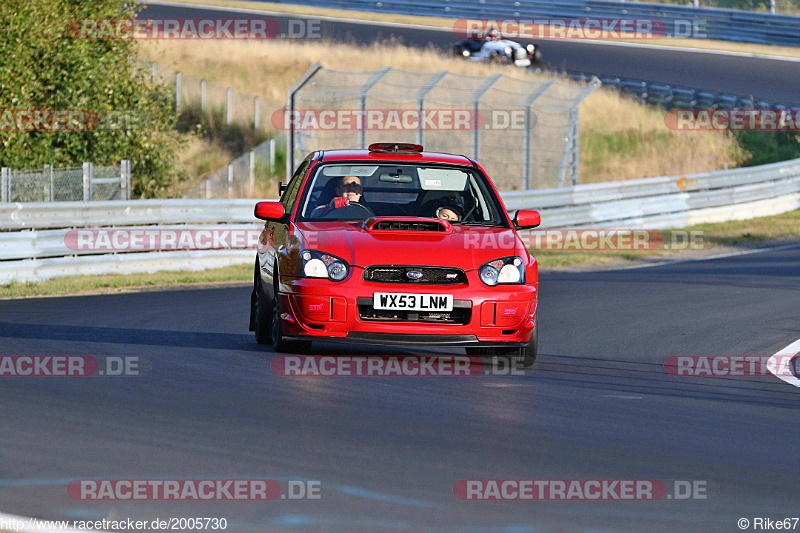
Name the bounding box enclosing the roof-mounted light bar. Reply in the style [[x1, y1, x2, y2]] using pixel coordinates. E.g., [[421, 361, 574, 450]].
[[368, 143, 424, 154]]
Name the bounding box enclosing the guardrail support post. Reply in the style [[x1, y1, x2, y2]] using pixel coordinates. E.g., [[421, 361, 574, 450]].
[[226, 89, 232, 125], [45, 164, 54, 201], [254, 97, 260, 131], [1, 167, 9, 203], [82, 162, 92, 202], [175, 73, 182, 113], [201, 80, 207, 113], [249, 150, 255, 196]]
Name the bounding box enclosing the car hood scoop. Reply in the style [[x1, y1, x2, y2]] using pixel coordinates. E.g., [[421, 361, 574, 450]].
[[363, 217, 452, 234]]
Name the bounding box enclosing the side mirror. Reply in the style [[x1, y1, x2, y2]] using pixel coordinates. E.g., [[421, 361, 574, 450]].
[[254, 201, 285, 222], [514, 210, 541, 229]]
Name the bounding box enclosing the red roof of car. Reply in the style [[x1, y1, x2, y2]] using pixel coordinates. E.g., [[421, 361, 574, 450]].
[[319, 149, 474, 166]]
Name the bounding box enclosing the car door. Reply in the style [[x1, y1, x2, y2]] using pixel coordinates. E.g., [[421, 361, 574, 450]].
[[258, 154, 313, 290]]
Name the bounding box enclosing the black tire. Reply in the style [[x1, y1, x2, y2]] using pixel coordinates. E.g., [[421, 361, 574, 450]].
[[252, 264, 273, 345], [270, 275, 311, 354], [533, 49, 542, 64]]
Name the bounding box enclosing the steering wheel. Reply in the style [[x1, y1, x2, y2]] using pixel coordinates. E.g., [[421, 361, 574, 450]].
[[320, 202, 374, 219]]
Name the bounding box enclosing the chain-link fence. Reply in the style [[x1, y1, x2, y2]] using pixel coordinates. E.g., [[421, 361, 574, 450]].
[[1, 161, 130, 203], [144, 61, 283, 136], [286, 64, 598, 190], [184, 139, 280, 199]]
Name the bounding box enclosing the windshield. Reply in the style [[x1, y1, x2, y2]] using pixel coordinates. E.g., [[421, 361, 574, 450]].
[[296, 163, 507, 225]]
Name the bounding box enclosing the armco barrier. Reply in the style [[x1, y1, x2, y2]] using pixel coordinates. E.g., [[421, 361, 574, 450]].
[[1, 158, 799, 283], [271, 0, 800, 46]]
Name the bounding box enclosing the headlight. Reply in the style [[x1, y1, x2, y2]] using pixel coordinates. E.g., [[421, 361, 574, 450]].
[[462, 49, 470, 57], [299, 250, 349, 281], [479, 256, 525, 286], [504, 46, 512, 56], [526, 44, 535, 53]]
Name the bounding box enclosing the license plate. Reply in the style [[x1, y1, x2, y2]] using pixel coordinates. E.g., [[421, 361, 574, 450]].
[[373, 292, 453, 312]]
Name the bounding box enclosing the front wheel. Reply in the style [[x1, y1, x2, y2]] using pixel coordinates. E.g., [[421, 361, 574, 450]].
[[252, 270, 273, 345], [270, 291, 311, 354]]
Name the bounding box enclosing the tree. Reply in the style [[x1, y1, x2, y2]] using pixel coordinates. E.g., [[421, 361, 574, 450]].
[[0, 0, 179, 197]]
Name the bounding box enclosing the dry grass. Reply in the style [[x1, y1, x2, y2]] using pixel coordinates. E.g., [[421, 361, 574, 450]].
[[153, 0, 800, 59], [139, 38, 744, 182]]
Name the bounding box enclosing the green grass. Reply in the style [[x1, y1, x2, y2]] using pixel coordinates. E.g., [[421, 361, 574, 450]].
[[735, 132, 800, 167], [2, 209, 798, 299], [0, 264, 251, 299]]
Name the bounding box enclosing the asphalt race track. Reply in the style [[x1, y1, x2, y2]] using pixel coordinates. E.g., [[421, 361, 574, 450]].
[[1, 246, 798, 531], [142, 2, 800, 105]]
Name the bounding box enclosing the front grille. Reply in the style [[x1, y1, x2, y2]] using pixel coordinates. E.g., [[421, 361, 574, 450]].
[[357, 297, 472, 325], [363, 266, 467, 285], [372, 220, 445, 232]]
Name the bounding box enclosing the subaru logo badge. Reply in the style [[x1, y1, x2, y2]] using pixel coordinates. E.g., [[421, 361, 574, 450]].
[[406, 270, 423, 280]]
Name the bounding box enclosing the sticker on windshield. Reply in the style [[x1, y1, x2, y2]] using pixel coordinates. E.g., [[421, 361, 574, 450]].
[[425, 179, 442, 187]]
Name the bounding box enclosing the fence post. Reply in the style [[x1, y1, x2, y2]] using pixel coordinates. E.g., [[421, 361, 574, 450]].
[[227, 164, 233, 198], [358, 67, 392, 149], [249, 150, 255, 196], [269, 138, 276, 171], [471, 74, 502, 160], [1, 167, 9, 203], [201, 80, 207, 113], [151, 62, 157, 84], [254, 97, 260, 131], [82, 162, 92, 201], [569, 107, 580, 186], [175, 73, 182, 112], [205, 178, 211, 199], [45, 164, 54, 201], [226, 88, 232, 125], [120, 160, 131, 200]]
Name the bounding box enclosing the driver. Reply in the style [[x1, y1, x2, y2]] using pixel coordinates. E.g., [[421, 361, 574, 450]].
[[312, 176, 370, 217]]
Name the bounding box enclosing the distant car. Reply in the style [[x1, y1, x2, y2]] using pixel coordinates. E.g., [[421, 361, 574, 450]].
[[250, 143, 541, 368], [454, 36, 541, 67]]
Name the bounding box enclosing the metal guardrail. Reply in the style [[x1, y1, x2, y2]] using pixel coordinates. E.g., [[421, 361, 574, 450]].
[[1, 157, 799, 283], [566, 71, 800, 109], [276, 0, 800, 46]]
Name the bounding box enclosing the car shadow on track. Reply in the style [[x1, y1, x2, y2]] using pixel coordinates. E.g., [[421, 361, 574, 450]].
[[0, 321, 262, 352]]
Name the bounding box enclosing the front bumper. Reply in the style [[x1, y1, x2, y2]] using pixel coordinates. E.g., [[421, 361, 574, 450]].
[[275, 267, 538, 346]]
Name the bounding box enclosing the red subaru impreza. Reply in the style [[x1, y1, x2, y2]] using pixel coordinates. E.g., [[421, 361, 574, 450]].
[[249, 143, 541, 367]]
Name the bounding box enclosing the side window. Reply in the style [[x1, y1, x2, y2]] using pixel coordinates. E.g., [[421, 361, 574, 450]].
[[281, 158, 311, 212]]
